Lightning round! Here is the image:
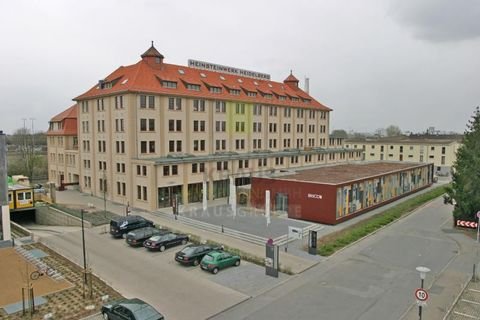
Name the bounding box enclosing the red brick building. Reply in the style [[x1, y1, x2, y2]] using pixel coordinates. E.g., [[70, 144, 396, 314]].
[[251, 162, 434, 224]]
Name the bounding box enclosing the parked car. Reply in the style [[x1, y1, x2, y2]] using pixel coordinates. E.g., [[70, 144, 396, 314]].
[[109, 215, 154, 238], [101, 298, 164, 320], [175, 244, 223, 266], [126, 227, 169, 247], [143, 233, 189, 251], [200, 250, 241, 274]]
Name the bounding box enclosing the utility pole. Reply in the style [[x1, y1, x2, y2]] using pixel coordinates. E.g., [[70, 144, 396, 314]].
[[0, 131, 11, 241], [30, 118, 35, 183]]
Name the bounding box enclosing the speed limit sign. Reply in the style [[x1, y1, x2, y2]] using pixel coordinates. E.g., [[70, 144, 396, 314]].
[[415, 288, 429, 302]]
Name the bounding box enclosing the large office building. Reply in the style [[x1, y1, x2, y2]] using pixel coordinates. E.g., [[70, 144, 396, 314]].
[[345, 135, 462, 176], [48, 44, 362, 211]]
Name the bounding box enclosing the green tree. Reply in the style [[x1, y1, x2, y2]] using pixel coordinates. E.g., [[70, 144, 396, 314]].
[[385, 125, 402, 137], [445, 107, 480, 221]]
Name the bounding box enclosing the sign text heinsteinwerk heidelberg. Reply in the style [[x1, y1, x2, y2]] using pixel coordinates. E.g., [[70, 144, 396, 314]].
[[188, 59, 271, 80]]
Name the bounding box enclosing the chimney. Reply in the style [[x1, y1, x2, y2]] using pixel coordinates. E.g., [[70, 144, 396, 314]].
[[304, 77, 310, 94]]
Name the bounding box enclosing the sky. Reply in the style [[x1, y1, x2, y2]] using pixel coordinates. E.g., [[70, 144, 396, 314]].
[[0, 0, 479, 135]]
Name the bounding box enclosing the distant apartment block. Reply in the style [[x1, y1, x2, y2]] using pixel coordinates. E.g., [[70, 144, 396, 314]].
[[48, 44, 362, 211], [345, 135, 462, 176]]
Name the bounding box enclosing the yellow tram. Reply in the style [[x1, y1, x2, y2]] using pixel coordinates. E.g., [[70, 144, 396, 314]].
[[8, 179, 34, 212]]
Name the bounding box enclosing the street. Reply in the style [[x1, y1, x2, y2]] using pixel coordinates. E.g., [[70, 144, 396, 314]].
[[211, 198, 476, 320]]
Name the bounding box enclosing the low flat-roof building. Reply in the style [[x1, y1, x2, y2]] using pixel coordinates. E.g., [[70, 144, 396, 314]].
[[251, 161, 434, 224]]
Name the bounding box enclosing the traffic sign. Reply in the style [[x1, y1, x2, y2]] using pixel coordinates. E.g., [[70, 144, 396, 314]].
[[415, 288, 429, 302]]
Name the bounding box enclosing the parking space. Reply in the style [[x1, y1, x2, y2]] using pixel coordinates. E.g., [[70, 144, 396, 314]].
[[122, 237, 289, 297], [448, 280, 480, 320], [40, 226, 289, 320]]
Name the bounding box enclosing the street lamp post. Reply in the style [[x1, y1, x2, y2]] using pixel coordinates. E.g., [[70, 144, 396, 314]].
[[416, 266, 430, 320], [80, 209, 88, 294], [103, 170, 107, 220]]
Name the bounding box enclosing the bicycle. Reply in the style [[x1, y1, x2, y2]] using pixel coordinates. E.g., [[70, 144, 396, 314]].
[[30, 267, 56, 280]]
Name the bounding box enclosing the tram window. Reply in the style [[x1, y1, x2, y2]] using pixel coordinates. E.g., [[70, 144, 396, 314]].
[[25, 192, 32, 200], [18, 193, 24, 200], [8, 194, 12, 202]]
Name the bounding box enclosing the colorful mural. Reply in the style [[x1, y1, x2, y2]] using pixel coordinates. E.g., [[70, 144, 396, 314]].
[[336, 165, 431, 219]]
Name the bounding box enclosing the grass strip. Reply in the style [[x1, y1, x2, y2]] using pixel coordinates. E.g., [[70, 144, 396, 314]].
[[318, 185, 449, 256]]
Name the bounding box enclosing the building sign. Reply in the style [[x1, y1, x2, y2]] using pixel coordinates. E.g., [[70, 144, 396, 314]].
[[188, 59, 271, 80], [307, 193, 323, 199]]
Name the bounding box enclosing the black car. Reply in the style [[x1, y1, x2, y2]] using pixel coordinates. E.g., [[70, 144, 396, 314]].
[[175, 244, 223, 266], [101, 298, 164, 320], [126, 227, 169, 247], [110, 215, 154, 238], [143, 233, 189, 251]]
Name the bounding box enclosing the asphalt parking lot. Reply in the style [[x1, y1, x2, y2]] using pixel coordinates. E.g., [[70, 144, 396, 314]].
[[40, 226, 290, 320]]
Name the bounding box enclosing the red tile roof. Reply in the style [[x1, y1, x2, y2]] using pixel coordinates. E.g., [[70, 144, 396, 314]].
[[75, 47, 332, 111], [51, 104, 77, 121], [47, 104, 78, 136]]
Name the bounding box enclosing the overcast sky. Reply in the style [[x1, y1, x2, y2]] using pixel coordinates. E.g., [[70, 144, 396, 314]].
[[1, 0, 479, 135]]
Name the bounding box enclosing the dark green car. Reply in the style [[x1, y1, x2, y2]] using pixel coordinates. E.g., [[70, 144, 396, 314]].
[[200, 250, 240, 274]]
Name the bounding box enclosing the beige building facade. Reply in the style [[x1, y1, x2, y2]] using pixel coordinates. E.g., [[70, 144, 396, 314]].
[[47, 105, 80, 188], [49, 44, 362, 211], [345, 135, 462, 176]]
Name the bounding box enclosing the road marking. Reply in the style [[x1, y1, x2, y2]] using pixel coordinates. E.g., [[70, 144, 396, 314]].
[[468, 288, 480, 293], [461, 298, 480, 306], [453, 311, 479, 319]]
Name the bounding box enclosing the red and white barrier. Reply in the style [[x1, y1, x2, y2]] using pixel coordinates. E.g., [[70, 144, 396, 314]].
[[456, 220, 478, 228]]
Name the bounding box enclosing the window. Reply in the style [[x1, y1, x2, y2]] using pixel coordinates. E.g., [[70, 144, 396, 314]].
[[215, 101, 226, 113], [168, 119, 182, 132], [149, 119, 155, 131], [141, 141, 147, 154], [269, 106, 277, 116], [253, 104, 262, 115], [235, 103, 245, 114], [442, 147, 446, 154], [140, 95, 146, 108], [162, 81, 177, 88], [284, 107, 291, 117], [140, 119, 147, 131], [186, 83, 201, 91], [210, 86, 222, 94], [81, 101, 89, 113], [172, 165, 178, 175], [230, 89, 241, 95], [193, 120, 206, 132], [149, 141, 155, 153], [115, 95, 123, 109], [143, 186, 147, 201], [168, 97, 182, 110], [296, 109, 304, 118], [163, 166, 170, 176], [193, 99, 206, 112], [192, 163, 198, 173], [216, 121, 226, 132]]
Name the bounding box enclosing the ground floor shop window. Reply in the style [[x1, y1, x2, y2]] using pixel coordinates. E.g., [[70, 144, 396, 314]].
[[158, 185, 182, 208], [213, 179, 229, 199]]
